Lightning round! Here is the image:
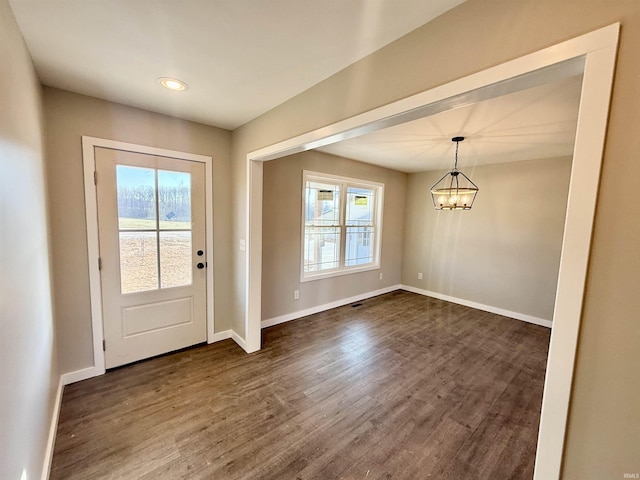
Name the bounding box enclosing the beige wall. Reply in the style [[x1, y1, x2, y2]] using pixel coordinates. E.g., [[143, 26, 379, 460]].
[[0, 1, 59, 478], [232, 1, 640, 476], [262, 150, 406, 320], [403, 157, 571, 322], [43, 88, 233, 374]]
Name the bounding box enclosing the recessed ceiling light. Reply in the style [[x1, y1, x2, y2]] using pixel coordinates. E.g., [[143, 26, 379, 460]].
[[157, 77, 189, 91]]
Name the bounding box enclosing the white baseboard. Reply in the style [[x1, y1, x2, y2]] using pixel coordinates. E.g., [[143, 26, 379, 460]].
[[208, 330, 232, 343], [42, 377, 63, 480], [61, 366, 103, 385], [211, 329, 250, 352], [230, 330, 249, 352], [261, 284, 402, 329], [400, 284, 553, 328]]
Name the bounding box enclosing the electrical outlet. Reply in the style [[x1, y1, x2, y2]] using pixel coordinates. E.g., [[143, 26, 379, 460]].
[[379, 272, 383, 280], [418, 272, 423, 280], [293, 289, 299, 300]]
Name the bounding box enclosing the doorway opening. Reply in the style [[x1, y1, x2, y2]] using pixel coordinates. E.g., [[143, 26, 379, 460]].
[[245, 24, 619, 480]]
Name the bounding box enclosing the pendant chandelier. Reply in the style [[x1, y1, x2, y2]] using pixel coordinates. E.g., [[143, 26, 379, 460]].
[[431, 136, 478, 210]]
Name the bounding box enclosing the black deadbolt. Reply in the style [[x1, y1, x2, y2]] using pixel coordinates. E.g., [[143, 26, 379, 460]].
[[197, 250, 204, 256]]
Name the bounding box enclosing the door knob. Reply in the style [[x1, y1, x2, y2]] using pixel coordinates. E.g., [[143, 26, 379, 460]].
[[197, 262, 205, 269]]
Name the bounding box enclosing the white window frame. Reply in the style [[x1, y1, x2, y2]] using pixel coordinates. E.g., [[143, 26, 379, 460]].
[[300, 170, 384, 282]]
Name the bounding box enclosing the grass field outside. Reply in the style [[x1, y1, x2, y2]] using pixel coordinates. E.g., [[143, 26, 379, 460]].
[[118, 217, 193, 293]]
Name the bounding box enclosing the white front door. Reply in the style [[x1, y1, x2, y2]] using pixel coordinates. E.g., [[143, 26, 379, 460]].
[[95, 147, 207, 368]]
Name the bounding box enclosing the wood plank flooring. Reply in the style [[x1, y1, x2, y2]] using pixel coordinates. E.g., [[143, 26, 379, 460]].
[[51, 291, 550, 480]]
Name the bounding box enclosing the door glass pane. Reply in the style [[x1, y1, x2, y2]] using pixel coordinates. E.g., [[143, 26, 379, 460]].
[[158, 170, 191, 230], [303, 226, 340, 273], [346, 187, 375, 226], [305, 181, 340, 226], [119, 232, 158, 293], [160, 231, 192, 288], [116, 166, 157, 230]]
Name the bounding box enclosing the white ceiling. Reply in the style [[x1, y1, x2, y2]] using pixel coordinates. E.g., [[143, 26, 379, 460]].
[[9, 0, 465, 130], [317, 74, 583, 172]]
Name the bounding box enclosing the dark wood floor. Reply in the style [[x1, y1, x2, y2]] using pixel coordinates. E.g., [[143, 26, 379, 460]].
[[51, 291, 550, 480]]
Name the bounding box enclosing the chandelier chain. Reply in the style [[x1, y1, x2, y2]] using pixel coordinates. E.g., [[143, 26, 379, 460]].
[[454, 139, 460, 171]]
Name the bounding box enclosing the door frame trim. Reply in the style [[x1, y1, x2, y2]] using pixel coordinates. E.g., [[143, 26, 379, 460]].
[[80, 136, 215, 379], [245, 24, 619, 479]]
